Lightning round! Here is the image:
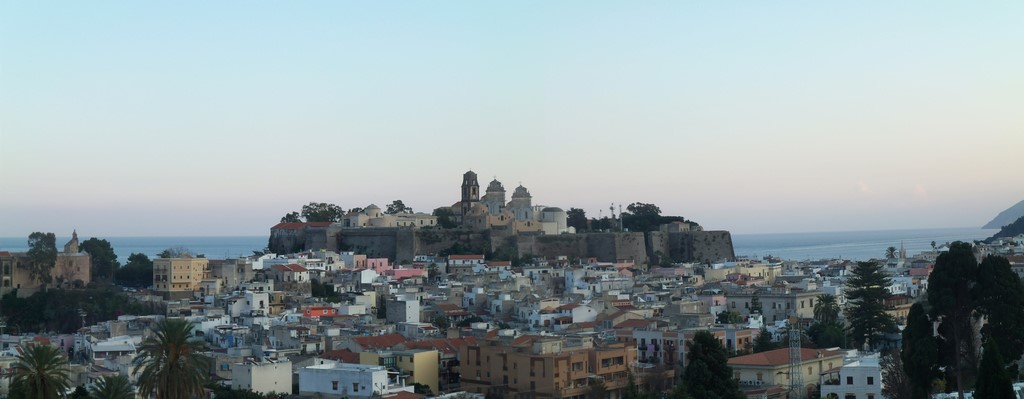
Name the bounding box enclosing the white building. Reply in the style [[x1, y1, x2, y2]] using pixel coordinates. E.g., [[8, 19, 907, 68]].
[[386, 296, 421, 324], [233, 359, 292, 395], [820, 351, 883, 399], [299, 363, 413, 398]]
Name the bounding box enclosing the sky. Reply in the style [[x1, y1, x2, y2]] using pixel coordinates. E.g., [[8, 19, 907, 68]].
[[1, 1, 1022, 236]]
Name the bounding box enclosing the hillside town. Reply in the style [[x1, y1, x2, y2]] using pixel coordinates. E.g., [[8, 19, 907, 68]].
[[2, 176, 1024, 399]]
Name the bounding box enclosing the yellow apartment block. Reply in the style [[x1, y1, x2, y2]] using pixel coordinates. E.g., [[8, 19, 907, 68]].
[[153, 257, 210, 300], [360, 349, 440, 394]]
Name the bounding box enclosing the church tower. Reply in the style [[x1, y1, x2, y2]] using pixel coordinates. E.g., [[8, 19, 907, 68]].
[[461, 170, 480, 217], [64, 230, 80, 253]]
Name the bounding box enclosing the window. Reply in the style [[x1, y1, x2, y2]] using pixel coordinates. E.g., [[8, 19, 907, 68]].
[[847, 376, 853, 385], [867, 376, 874, 385], [331, 381, 338, 390], [353, 383, 359, 391]]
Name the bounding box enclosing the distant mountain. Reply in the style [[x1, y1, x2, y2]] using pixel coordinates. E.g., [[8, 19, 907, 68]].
[[983, 199, 1024, 229]]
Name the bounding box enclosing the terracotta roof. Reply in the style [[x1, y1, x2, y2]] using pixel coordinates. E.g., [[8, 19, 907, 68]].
[[272, 263, 309, 272], [448, 254, 485, 260], [487, 261, 512, 267], [728, 348, 843, 367], [321, 349, 361, 363], [614, 319, 652, 329], [556, 303, 580, 311], [0, 252, 10, 256], [271, 222, 333, 230], [385, 391, 425, 399], [351, 333, 407, 350]]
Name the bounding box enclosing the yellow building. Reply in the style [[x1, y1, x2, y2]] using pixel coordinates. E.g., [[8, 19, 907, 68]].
[[153, 257, 210, 300], [727, 347, 844, 395], [0, 231, 91, 297], [359, 349, 440, 394], [460, 334, 636, 399]]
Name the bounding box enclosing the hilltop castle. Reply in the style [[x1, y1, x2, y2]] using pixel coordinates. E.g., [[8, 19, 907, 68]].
[[452, 170, 573, 235]]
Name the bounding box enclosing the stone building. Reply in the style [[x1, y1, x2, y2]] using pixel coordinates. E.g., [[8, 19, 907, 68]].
[[0, 231, 91, 297], [152, 256, 210, 300], [453, 170, 572, 235]]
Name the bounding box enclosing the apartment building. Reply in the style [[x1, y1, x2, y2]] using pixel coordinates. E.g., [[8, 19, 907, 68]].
[[153, 256, 210, 300]]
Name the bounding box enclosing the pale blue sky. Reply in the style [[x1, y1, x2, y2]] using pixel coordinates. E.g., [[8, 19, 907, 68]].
[[1, 2, 1022, 236]]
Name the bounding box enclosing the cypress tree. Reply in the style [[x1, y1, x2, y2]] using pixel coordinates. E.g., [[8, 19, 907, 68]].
[[928, 242, 979, 398], [973, 255, 1024, 375], [901, 303, 938, 399], [974, 340, 1014, 399]]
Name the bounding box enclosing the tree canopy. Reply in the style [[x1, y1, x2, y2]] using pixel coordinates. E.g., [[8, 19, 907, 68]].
[[279, 211, 301, 223], [432, 207, 458, 229], [844, 261, 896, 349], [972, 255, 1024, 372], [567, 208, 587, 231], [81, 237, 119, 281], [928, 242, 979, 396], [681, 330, 745, 399], [115, 253, 154, 288], [26, 232, 58, 285], [622, 202, 662, 232], [974, 340, 1014, 399], [133, 318, 211, 399], [9, 344, 72, 399], [386, 200, 413, 214], [301, 202, 345, 222], [901, 303, 938, 399]]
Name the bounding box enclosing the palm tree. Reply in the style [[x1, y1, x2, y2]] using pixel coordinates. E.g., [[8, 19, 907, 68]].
[[10, 344, 73, 399], [88, 375, 134, 399], [813, 294, 841, 325], [885, 246, 898, 259], [132, 318, 210, 399]]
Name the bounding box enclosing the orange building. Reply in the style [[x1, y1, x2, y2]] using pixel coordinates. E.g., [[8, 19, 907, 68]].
[[460, 334, 636, 399]]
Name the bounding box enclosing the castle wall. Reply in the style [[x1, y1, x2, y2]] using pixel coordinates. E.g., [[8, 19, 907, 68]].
[[655, 230, 735, 264]]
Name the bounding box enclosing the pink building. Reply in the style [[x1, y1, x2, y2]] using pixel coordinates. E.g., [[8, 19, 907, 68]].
[[366, 258, 392, 274]]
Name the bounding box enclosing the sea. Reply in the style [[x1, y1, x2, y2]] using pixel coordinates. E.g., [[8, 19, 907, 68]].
[[0, 227, 998, 264]]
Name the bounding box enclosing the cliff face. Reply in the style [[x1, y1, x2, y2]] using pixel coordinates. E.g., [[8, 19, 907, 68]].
[[318, 228, 735, 264]]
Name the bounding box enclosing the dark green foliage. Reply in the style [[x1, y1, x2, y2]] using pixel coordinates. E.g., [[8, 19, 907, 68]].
[[310, 279, 340, 302], [753, 326, 777, 353], [845, 261, 896, 349], [622, 202, 662, 232], [80, 238, 120, 281], [0, 288, 163, 334], [158, 246, 193, 258], [928, 242, 979, 395], [279, 211, 301, 223], [974, 340, 1014, 399], [301, 202, 344, 222], [750, 293, 762, 314], [586, 378, 607, 399], [115, 253, 153, 288], [27, 232, 58, 285], [807, 322, 845, 349], [386, 200, 412, 214], [413, 383, 434, 396], [716, 310, 742, 324], [70, 386, 89, 399], [973, 255, 1024, 373], [457, 316, 484, 327], [886, 246, 898, 259], [813, 294, 840, 325], [432, 315, 450, 330], [133, 318, 211, 399], [89, 375, 135, 399], [10, 344, 72, 399], [567, 208, 587, 231], [901, 303, 938, 399], [432, 207, 457, 229], [681, 330, 745, 399]]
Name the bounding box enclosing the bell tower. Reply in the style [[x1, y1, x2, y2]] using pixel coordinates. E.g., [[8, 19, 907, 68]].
[[461, 170, 479, 217]]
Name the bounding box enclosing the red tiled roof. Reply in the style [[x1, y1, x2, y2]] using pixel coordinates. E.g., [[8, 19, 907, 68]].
[[321, 349, 361, 363], [271, 222, 333, 230], [614, 319, 652, 329], [272, 263, 309, 272], [728, 348, 843, 367], [352, 333, 407, 350], [556, 303, 580, 311], [0, 252, 10, 256], [487, 261, 512, 267], [385, 391, 425, 399]]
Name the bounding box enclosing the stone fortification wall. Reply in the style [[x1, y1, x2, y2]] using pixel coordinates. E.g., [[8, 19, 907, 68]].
[[309, 227, 735, 264], [648, 230, 735, 263]]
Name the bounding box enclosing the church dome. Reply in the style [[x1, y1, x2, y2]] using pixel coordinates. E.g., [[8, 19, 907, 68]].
[[542, 207, 563, 213], [512, 185, 531, 198], [487, 179, 505, 192], [365, 204, 380, 210]]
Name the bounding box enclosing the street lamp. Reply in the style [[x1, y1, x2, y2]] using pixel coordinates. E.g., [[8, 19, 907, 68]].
[[78, 309, 87, 329]]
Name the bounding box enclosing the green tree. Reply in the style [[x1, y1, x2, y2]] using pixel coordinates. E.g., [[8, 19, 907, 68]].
[[901, 303, 938, 399], [158, 246, 191, 258], [386, 200, 412, 214], [279, 211, 301, 223], [433, 207, 458, 229], [974, 340, 1014, 399], [885, 246, 898, 259], [807, 322, 845, 348], [928, 242, 978, 398], [750, 293, 762, 315], [586, 378, 607, 399], [301, 202, 344, 222], [9, 344, 72, 399], [681, 330, 744, 399], [80, 238, 120, 282], [813, 294, 840, 325], [753, 326, 776, 353], [432, 315, 450, 330], [115, 253, 154, 288], [133, 318, 211, 399], [89, 375, 135, 399], [622, 202, 662, 232], [27, 232, 58, 286], [844, 261, 896, 350], [972, 255, 1024, 373], [716, 310, 742, 324], [567, 208, 587, 232]]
